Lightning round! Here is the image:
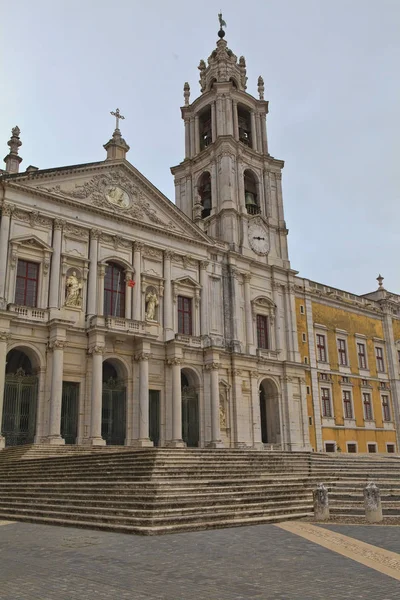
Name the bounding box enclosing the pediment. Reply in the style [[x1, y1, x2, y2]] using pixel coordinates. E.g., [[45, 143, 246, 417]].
[[10, 235, 53, 251], [174, 276, 201, 289], [16, 161, 212, 245]]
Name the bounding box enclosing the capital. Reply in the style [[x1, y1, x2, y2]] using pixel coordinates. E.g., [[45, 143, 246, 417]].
[[0, 330, 11, 342], [164, 250, 174, 260], [48, 340, 66, 351], [243, 273, 251, 283], [200, 260, 209, 270], [1, 203, 14, 217], [88, 345, 105, 355], [205, 362, 220, 371], [166, 357, 182, 366], [91, 228, 102, 240], [134, 241, 144, 252], [54, 218, 65, 230], [135, 352, 151, 362], [250, 370, 259, 379]]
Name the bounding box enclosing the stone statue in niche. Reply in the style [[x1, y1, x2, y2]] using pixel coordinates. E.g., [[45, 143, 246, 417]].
[[219, 397, 226, 428], [65, 271, 82, 308], [145, 289, 159, 321]]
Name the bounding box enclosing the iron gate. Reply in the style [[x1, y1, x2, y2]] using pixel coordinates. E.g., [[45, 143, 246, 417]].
[[182, 385, 199, 447], [102, 378, 126, 445], [2, 368, 37, 446], [149, 390, 160, 447], [61, 382, 79, 444]]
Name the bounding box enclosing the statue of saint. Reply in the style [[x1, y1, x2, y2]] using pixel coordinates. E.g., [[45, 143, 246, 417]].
[[219, 400, 226, 428], [145, 290, 159, 321], [65, 271, 82, 308]]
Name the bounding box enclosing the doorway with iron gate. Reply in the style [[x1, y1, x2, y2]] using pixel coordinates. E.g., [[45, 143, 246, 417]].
[[149, 390, 160, 447], [181, 370, 199, 447], [2, 349, 38, 446], [102, 361, 126, 445], [61, 382, 79, 444]]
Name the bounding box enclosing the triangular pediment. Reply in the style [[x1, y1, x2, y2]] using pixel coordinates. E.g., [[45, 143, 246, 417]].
[[10, 235, 53, 251], [10, 160, 212, 245], [174, 276, 201, 288]]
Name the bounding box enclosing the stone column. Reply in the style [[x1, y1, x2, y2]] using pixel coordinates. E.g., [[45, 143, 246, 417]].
[[194, 115, 200, 154], [47, 340, 65, 444], [250, 370, 263, 449], [211, 102, 217, 141], [134, 352, 153, 447], [164, 250, 173, 340], [230, 267, 242, 351], [184, 118, 190, 159], [132, 242, 142, 321], [243, 273, 253, 351], [167, 358, 185, 447], [237, 161, 246, 212], [49, 220, 63, 309], [0, 331, 10, 449], [190, 118, 195, 157], [272, 281, 283, 353], [210, 162, 218, 213], [232, 101, 239, 140], [207, 362, 223, 448], [97, 264, 105, 316], [200, 261, 209, 336], [261, 114, 268, 154], [225, 97, 233, 135], [89, 345, 106, 446], [0, 204, 12, 307], [250, 111, 258, 151], [255, 113, 262, 153], [87, 229, 100, 317]]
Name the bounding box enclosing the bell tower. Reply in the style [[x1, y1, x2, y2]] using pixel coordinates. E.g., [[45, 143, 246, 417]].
[[171, 18, 290, 268]]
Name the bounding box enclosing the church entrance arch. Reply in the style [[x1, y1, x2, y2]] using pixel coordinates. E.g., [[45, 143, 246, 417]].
[[2, 349, 38, 446], [102, 360, 126, 445], [259, 379, 281, 445], [181, 370, 199, 447]]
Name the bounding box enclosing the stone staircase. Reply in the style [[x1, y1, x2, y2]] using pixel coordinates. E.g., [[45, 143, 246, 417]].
[[309, 454, 400, 519], [0, 447, 317, 534], [0, 447, 399, 534]]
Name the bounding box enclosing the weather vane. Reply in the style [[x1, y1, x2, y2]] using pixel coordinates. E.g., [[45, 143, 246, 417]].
[[218, 12, 227, 36], [110, 108, 125, 131]]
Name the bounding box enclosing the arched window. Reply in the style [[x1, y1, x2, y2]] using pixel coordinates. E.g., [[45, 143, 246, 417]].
[[238, 105, 252, 147], [244, 170, 260, 215], [104, 262, 125, 318], [199, 106, 212, 150], [198, 172, 212, 218]]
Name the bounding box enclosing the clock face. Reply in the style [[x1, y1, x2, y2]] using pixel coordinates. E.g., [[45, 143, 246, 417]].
[[248, 223, 269, 255]]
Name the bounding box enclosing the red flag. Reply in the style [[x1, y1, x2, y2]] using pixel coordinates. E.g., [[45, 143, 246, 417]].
[[127, 280, 135, 287]]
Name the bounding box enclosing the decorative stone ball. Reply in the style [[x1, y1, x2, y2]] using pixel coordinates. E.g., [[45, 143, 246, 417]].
[[218, 29, 225, 39]]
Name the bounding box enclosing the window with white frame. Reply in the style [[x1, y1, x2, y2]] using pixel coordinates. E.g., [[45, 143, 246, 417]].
[[376, 347, 385, 373], [382, 394, 391, 421], [316, 333, 327, 362], [337, 338, 348, 366], [362, 392, 373, 421], [325, 442, 336, 452], [343, 390, 353, 419], [15, 260, 39, 307], [357, 342, 367, 370], [387, 444, 395, 454], [347, 443, 357, 453], [256, 314, 269, 349], [321, 387, 332, 418], [368, 443, 377, 453], [252, 297, 275, 351]]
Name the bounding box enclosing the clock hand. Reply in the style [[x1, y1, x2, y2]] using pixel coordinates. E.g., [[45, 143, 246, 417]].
[[253, 236, 265, 240]]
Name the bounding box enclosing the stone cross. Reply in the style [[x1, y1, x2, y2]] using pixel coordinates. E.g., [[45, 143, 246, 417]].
[[111, 108, 125, 131]]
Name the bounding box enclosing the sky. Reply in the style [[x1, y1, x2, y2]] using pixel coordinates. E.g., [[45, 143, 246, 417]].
[[1, 0, 399, 295]]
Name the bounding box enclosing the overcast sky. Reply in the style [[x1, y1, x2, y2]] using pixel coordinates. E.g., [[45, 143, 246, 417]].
[[1, 0, 399, 294]]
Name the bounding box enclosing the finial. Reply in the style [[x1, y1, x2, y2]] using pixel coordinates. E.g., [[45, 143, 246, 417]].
[[183, 82, 190, 106], [377, 274, 384, 289], [110, 108, 125, 133], [218, 12, 227, 38], [258, 76, 265, 100], [4, 126, 23, 174]]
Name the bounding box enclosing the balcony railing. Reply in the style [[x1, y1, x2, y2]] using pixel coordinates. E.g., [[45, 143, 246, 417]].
[[8, 304, 49, 322], [246, 205, 261, 215], [175, 334, 202, 348], [256, 348, 279, 360], [105, 317, 146, 335]]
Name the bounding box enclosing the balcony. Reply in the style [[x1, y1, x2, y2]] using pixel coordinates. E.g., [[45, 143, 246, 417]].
[[256, 348, 279, 360], [8, 304, 49, 322], [104, 317, 146, 335], [175, 334, 202, 348]]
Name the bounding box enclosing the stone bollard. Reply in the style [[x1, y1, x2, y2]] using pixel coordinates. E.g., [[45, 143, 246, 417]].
[[364, 481, 383, 523], [313, 483, 329, 521]]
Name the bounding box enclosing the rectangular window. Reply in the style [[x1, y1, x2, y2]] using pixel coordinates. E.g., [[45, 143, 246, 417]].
[[325, 443, 335, 452], [178, 296, 192, 335], [302, 333, 307, 342], [342, 376, 350, 383], [337, 338, 347, 366], [363, 392, 373, 421], [398, 350, 400, 366], [347, 443, 357, 453], [368, 443, 377, 453], [15, 260, 39, 307], [256, 315, 269, 349], [361, 379, 369, 386], [300, 305, 305, 314], [320, 373, 329, 381], [387, 444, 395, 454], [357, 343, 367, 369], [376, 347, 385, 373], [316, 334, 327, 362], [321, 388, 332, 418], [104, 263, 125, 318], [382, 395, 391, 421], [343, 390, 353, 419]]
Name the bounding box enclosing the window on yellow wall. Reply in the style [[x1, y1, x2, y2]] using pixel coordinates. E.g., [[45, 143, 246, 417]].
[[343, 390, 353, 419], [337, 339, 348, 366], [363, 393, 373, 420], [382, 395, 391, 421], [357, 343, 367, 369], [316, 334, 327, 362], [321, 388, 332, 418], [376, 347, 385, 373]]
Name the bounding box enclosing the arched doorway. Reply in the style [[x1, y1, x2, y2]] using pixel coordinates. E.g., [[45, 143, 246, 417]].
[[102, 360, 126, 445], [2, 349, 38, 446], [181, 371, 199, 447], [259, 379, 281, 445]]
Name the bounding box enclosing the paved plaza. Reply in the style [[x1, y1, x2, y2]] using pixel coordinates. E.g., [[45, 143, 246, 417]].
[[0, 520, 400, 599]]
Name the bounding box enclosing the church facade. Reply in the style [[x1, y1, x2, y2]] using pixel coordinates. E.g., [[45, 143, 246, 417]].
[[0, 28, 398, 453]]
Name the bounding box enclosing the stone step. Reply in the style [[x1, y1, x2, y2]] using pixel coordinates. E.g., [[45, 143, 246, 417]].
[[330, 505, 400, 516]]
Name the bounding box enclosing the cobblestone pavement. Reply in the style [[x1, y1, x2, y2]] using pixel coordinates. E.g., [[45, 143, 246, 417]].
[[0, 522, 400, 600], [320, 523, 400, 554]]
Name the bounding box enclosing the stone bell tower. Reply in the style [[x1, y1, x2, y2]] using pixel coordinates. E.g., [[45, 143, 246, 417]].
[[171, 18, 290, 268]]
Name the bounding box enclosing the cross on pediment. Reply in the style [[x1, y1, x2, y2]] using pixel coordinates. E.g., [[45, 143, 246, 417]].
[[111, 108, 125, 131]]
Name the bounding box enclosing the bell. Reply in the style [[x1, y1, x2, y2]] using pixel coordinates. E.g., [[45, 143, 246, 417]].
[[245, 192, 256, 206]]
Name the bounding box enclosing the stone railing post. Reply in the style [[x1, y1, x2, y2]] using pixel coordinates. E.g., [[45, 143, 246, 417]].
[[364, 481, 383, 523], [313, 483, 329, 521]]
